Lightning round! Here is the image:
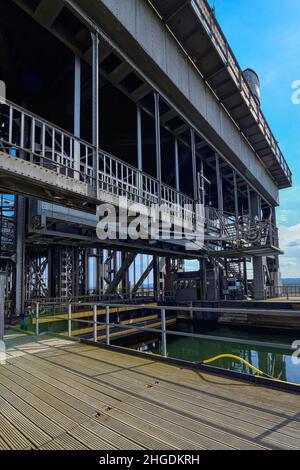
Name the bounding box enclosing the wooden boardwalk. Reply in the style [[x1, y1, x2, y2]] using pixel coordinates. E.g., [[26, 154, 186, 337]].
[[1, 331, 300, 450]]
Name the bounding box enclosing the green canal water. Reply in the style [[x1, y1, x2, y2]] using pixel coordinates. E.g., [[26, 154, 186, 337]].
[[114, 320, 300, 384]]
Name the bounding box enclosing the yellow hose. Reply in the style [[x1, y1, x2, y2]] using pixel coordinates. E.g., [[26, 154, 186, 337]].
[[202, 354, 268, 377], [201, 354, 300, 389]]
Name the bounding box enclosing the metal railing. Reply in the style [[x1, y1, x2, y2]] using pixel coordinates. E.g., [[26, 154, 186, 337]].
[[193, 0, 292, 185], [0, 100, 281, 251], [30, 301, 295, 361], [0, 100, 196, 226], [24, 289, 175, 317], [205, 206, 279, 248], [265, 285, 300, 300]]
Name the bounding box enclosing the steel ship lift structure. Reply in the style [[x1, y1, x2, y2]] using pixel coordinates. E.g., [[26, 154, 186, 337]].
[[0, 0, 292, 317]]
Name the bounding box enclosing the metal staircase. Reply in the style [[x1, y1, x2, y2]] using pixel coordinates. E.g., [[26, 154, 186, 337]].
[[205, 205, 279, 256], [216, 258, 243, 281]]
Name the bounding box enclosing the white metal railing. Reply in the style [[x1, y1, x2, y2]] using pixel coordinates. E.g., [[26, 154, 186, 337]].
[[0, 100, 196, 226], [193, 0, 292, 185], [31, 301, 295, 359], [161, 184, 195, 225], [0, 100, 94, 183], [0, 100, 280, 249], [205, 206, 279, 248]]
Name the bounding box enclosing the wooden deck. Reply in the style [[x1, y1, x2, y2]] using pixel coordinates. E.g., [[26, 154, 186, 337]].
[[1, 331, 300, 450]]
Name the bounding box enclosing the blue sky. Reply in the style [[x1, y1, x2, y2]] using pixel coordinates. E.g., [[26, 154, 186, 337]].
[[209, 0, 300, 278]]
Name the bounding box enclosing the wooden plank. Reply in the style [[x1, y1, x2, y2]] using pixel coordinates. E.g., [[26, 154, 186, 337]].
[[0, 365, 144, 450], [13, 354, 123, 407], [90, 413, 177, 451], [118, 368, 300, 438], [68, 426, 117, 451], [0, 383, 65, 439], [3, 333, 300, 451], [0, 414, 32, 450], [17, 354, 128, 406], [114, 398, 255, 451], [79, 419, 144, 451], [39, 433, 88, 451], [2, 364, 99, 422], [94, 374, 297, 450], [10, 357, 115, 411], [0, 394, 52, 449], [0, 370, 77, 431], [99, 405, 226, 450]]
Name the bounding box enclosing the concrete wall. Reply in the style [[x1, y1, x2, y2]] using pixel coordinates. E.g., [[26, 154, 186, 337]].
[[78, 0, 279, 205]]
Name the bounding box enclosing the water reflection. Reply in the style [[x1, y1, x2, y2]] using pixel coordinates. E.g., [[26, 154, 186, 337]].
[[114, 320, 300, 384]]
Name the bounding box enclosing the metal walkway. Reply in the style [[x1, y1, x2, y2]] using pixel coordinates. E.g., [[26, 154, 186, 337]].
[[0, 100, 281, 259], [1, 331, 300, 450], [0, 100, 195, 225]]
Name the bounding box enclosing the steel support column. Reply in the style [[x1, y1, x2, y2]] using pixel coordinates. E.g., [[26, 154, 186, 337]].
[[200, 159, 205, 205], [137, 106, 143, 172], [89, 249, 98, 295], [174, 138, 180, 192], [233, 171, 239, 220], [251, 193, 266, 299], [154, 92, 162, 201], [16, 196, 25, 316], [91, 32, 99, 196], [74, 54, 81, 180], [247, 185, 252, 220], [215, 155, 223, 213], [137, 106, 143, 201], [98, 250, 105, 298], [253, 256, 265, 300], [190, 129, 198, 201], [244, 258, 248, 297], [0, 271, 6, 341], [153, 255, 160, 301], [74, 55, 81, 137]]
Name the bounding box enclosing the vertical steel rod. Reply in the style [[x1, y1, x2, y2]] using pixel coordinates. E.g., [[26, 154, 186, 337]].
[[35, 303, 40, 337], [74, 55, 81, 180], [93, 304, 98, 343], [233, 170, 239, 220], [106, 306, 110, 346], [16, 197, 25, 316], [0, 272, 6, 342], [68, 304, 72, 337], [74, 55, 81, 138], [161, 308, 167, 357], [137, 106, 143, 172], [215, 154, 224, 213], [190, 129, 198, 201], [174, 138, 180, 206], [247, 185, 252, 220], [91, 32, 99, 196], [154, 92, 161, 202]]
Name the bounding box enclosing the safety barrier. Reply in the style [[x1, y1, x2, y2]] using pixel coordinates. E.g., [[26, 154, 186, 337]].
[[0, 100, 196, 226]]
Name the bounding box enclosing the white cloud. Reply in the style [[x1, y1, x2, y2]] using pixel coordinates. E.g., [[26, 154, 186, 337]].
[[278, 187, 300, 228], [279, 224, 300, 278]]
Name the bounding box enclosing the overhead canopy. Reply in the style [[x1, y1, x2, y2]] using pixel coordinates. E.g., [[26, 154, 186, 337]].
[[149, 0, 292, 189]]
